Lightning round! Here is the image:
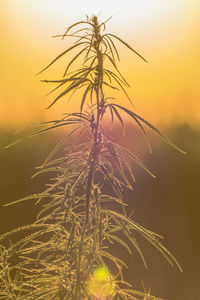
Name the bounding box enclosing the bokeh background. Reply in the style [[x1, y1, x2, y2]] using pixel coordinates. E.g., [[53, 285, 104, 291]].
[[0, 1, 200, 299]]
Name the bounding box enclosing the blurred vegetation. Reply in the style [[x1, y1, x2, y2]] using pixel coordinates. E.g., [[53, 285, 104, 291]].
[[0, 124, 199, 299]]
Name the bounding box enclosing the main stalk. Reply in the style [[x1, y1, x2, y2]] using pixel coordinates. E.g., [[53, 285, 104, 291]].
[[85, 15, 104, 221], [75, 16, 105, 298]]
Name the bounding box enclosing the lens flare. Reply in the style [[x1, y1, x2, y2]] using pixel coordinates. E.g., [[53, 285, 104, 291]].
[[86, 265, 116, 299]]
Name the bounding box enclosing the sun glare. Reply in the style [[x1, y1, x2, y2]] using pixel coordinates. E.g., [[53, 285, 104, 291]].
[[1, 0, 199, 128], [4, 0, 197, 33]]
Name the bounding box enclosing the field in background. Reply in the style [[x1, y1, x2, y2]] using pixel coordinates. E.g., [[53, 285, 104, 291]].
[[0, 124, 199, 300]]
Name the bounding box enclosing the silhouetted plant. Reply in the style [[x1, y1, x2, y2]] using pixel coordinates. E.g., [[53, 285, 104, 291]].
[[0, 15, 184, 299]]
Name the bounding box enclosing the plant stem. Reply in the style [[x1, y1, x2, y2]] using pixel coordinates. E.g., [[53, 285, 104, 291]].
[[75, 16, 105, 298]]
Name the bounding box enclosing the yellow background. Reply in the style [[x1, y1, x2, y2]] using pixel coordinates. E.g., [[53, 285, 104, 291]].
[[0, 2, 200, 299], [1, 0, 199, 128]]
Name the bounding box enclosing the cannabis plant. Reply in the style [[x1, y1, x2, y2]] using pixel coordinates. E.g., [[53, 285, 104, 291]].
[[0, 15, 184, 299]]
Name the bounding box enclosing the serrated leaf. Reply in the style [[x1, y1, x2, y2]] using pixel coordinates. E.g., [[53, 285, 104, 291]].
[[108, 105, 114, 123], [36, 42, 87, 75], [103, 35, 120, 61], [112, 104, 152, 153], [113, 216, 147, 268], [80, 84, 91, 111], [105, 33, 148, 62], [104, 53, 129, 87], [102, 81, 119, 90], [4, 193, 50, 207], [108, 233, 132, 254], [63, 46, 89, 77], [104, 69, 133, 106], [111, 140, 155, 177], [41, 125, 82, 168], [31, 167, 66, 179], [47, 81, 85, 109], [29, 121, 80, 138], [114, 104, 186, 154], [110, 105, 124, 129], [62, 21, 90, 39]]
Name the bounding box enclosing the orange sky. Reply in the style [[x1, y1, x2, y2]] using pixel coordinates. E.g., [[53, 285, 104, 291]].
[[0, 0, 200, 129]]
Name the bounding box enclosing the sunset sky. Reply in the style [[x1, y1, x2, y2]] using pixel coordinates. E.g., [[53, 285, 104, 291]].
[[1, 0, 199, 129]]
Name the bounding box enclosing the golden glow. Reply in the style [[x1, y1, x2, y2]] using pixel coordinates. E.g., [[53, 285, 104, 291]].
[[86, 265, 116, 299], [1, 0, 199, 128]]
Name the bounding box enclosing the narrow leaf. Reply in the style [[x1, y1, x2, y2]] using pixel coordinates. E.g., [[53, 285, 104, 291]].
[[36, 42, 86, 75], [47, 81, 84, 109], [111, 140, 155, 177], [114, 104, 186, 154], [63, 46, 89, 77], [80, 84, 91, 111], [62, 21, 90, 39], [106, 33, 148, 62], [110, 105, 124, 128], [112, 104, 152, 153], [42, 125, 82, 167], [103, 35, 120, 61], [4, 193, 50, 207]]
